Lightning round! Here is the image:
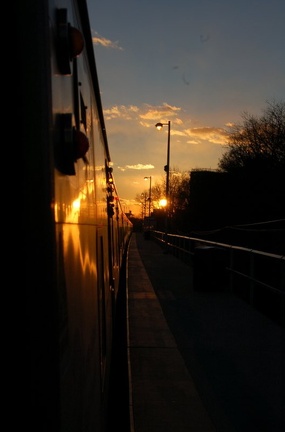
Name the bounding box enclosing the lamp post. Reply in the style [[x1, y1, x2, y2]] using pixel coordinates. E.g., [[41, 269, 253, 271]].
[[141, 192, 147, 218], [144, 176, 152, 217], [155, 121, 171, 248]]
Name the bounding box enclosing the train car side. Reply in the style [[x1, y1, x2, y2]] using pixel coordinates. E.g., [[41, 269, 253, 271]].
[[21, 1, 132, 431]]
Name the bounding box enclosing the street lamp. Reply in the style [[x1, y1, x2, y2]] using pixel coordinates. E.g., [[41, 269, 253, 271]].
[[155, 121, 171, 247], [144, 176, 152, 217]]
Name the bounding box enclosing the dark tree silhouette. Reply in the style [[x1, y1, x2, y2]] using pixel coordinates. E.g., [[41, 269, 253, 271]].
[[216, 100, 285, 224], [218, 100, 285, 174]]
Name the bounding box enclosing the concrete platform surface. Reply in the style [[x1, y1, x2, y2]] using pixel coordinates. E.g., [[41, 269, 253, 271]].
[[127, 232, 285, 432]]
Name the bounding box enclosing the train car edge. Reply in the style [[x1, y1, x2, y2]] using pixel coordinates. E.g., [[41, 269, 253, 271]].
[[21, 1, 133, 431]]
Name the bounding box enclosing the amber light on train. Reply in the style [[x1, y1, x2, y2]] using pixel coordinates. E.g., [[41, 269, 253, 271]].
[[106, 166, 115, 217]]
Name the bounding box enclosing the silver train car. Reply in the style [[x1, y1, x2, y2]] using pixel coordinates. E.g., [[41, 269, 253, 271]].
[[20, 1, 132, 431]]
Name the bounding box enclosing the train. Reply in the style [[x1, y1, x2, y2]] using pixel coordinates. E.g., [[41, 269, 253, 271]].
[[21, 1, 133, 431]]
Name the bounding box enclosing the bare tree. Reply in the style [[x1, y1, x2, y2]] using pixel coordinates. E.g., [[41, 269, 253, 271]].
[[169, 168, 190, 214], [218, 100, 285, 173], [217, 100, 285, 222], [135, 169, 190, 217]]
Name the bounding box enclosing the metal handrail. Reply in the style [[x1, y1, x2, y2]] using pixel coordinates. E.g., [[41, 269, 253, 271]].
[[150, 230, 285, 326]]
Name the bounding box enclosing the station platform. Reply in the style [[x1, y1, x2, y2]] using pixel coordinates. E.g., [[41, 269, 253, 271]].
[[126, 232, 285, 432]]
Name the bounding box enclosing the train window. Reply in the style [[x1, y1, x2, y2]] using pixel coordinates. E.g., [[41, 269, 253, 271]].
[[80, 92, 87, 131], [72, 58, 80, 130], [56, 9, 84, 75], [54, 113, 76, 175], [56, 9, 71, 75]]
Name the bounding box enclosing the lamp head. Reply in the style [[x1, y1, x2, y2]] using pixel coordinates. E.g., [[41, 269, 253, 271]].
[[155, 122, 163, 130]]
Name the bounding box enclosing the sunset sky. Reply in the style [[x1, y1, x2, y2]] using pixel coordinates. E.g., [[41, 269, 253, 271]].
[[87, 0, 285, 215]]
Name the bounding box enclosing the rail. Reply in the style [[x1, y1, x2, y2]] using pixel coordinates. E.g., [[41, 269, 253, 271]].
[[150, 230, 285, 326]]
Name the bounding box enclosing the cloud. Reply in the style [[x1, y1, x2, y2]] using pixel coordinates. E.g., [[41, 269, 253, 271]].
[[103, 103, 182, 125], [186, 139, 200, 145], [104, 105, 139, 120], [185, 127, 228, 144], [171, 129, 188, 137], [139, 103, 182, 121], [91, 32, 123, 50], [103, 103, 228, 146], [122, 164, 155, 170]]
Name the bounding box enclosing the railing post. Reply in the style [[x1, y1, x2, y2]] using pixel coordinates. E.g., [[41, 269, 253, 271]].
[[229, 249, 234, 294], [249, 253, 255, 306], [280, 258, 285, 327]]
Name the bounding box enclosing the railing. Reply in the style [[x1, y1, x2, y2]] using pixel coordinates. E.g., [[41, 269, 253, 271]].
[[150, 230, 285, 326]]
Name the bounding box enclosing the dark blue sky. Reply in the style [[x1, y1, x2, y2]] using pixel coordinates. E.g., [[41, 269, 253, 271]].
[[87, 0, 285, 214]]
